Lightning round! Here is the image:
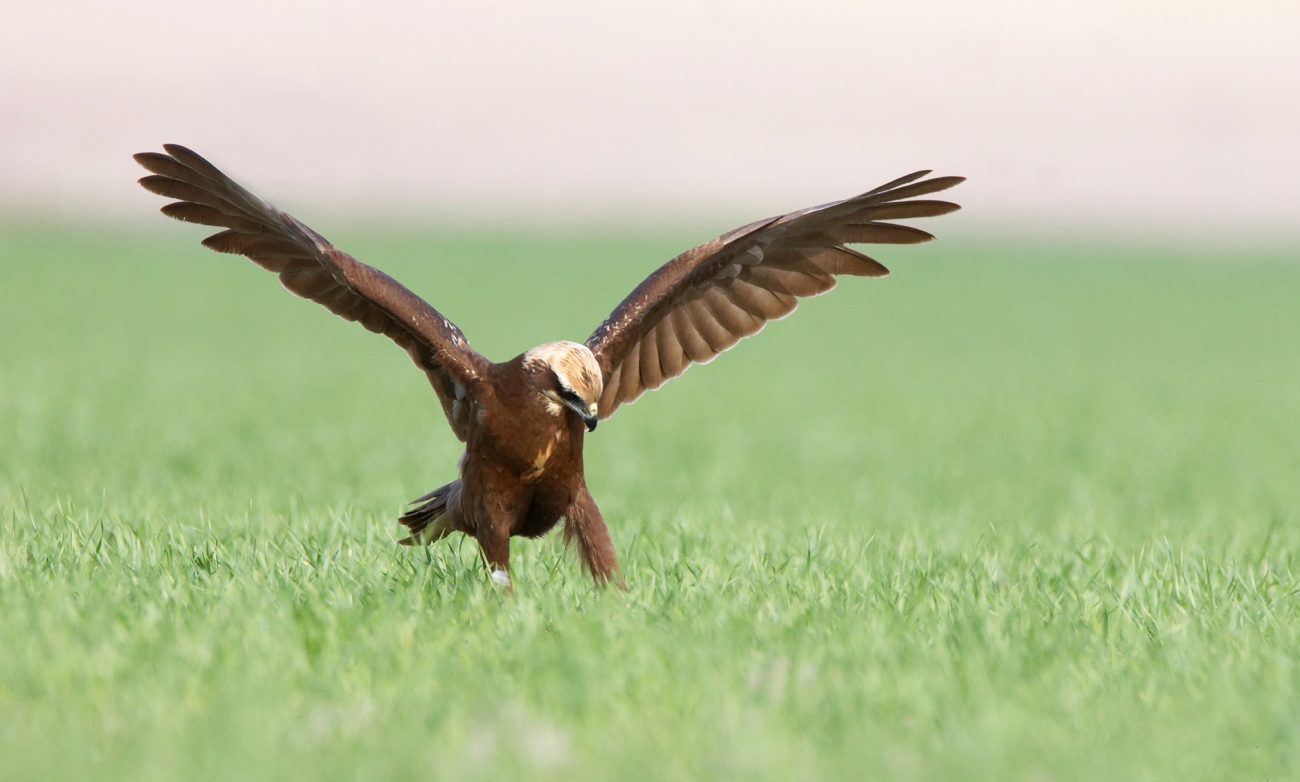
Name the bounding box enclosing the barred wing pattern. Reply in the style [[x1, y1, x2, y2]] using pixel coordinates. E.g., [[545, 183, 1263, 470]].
[[134, 145, 488, 441], [586, 171, 964, 419]]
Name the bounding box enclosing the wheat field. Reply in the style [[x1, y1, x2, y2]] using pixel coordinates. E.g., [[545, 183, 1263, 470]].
[[1, 225, 1298, 780]]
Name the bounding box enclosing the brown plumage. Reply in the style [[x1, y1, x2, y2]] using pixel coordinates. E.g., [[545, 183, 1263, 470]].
[[134, 144, 963, 590]]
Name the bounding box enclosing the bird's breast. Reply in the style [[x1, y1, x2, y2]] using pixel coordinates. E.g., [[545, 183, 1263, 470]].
[[519, 427, 564, 484], [476, 381, 575, 483]]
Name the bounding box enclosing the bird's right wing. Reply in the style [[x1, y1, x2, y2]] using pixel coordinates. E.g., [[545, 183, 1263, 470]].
[[585, 171, 964, 419], [134, 144, 489, 441]]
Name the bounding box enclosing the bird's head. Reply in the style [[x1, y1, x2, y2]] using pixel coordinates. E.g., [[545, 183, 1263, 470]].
[[523, 341, 603, 432]]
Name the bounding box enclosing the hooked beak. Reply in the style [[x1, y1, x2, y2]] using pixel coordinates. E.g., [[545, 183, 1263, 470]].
[[563, 398, 599, 432]]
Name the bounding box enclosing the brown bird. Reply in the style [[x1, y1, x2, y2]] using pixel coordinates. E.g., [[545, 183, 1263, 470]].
[[133, 145, 963, 589]]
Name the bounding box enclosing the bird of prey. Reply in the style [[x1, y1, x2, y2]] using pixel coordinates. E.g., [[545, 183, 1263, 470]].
[[134, 145, 963, 589]]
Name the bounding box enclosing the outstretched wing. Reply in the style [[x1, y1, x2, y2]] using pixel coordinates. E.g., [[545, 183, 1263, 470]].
[[586, 171, 964, 419], [134, 144, 489, 441]]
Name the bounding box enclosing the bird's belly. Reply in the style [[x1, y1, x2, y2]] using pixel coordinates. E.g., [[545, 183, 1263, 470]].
[[514, 482, 571, 539]]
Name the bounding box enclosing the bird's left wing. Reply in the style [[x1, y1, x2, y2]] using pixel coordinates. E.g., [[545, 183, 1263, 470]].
[[586, 171, 964, 419], [134, 144, 490, 441]]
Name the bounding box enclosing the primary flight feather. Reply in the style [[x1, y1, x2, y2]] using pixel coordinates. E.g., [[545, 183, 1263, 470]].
[[134, 144, 963, 589]]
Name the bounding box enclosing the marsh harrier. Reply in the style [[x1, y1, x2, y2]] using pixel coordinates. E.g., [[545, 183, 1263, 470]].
[[134, 145, 963, 589]]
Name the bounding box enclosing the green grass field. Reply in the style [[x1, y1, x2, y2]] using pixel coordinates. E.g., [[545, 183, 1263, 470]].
[[2, 223, 1298, 780]]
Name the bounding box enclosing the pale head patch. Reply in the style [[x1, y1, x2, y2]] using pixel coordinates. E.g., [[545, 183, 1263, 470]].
[[523, 341, 603, 406]]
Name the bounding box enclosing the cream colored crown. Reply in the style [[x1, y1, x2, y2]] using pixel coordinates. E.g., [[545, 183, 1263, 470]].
[[523, 341, 604, 405]]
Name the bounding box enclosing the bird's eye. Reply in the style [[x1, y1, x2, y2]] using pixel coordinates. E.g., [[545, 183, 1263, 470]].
[[559, 388, 583, 405]]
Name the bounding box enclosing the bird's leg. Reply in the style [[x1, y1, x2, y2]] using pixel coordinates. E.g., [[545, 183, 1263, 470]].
[[564, 483, 624, 589], [475, 488, 519, 592], [476, 524, 512, 592]]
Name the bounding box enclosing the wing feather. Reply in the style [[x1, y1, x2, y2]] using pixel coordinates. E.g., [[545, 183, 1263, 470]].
[[867, 175, 967, 203], [730, 278, 797, 320], [671, 307, 714, 364], [700, 288, 757, 339], [858, 200, 961, 220], [839, 223, 935, 245], [588, 170, 963, 417], [741, 264, 823, 297], [619, 341, 644, 405], [655, 316, 689, 379], [861, 169, 933, 196], [639, 327, 665, 390], [138, 176, 246, 216], [689, 298, 742, 353], [134, 145, 489, 441], [803, 246, 890, 277], [600, 363, 623, 412], [159, 202, 265, 233]]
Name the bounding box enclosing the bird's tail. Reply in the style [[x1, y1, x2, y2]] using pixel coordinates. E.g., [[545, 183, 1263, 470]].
[[398, 480, 460, 545]]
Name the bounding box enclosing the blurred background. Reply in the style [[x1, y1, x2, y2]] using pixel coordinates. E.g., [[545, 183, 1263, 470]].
[[2, 0, 1298, 236], [4, 4, 1300, 780]]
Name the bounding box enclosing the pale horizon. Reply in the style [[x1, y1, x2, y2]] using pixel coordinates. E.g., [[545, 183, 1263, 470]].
[[3, 0, 1297, 238]]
